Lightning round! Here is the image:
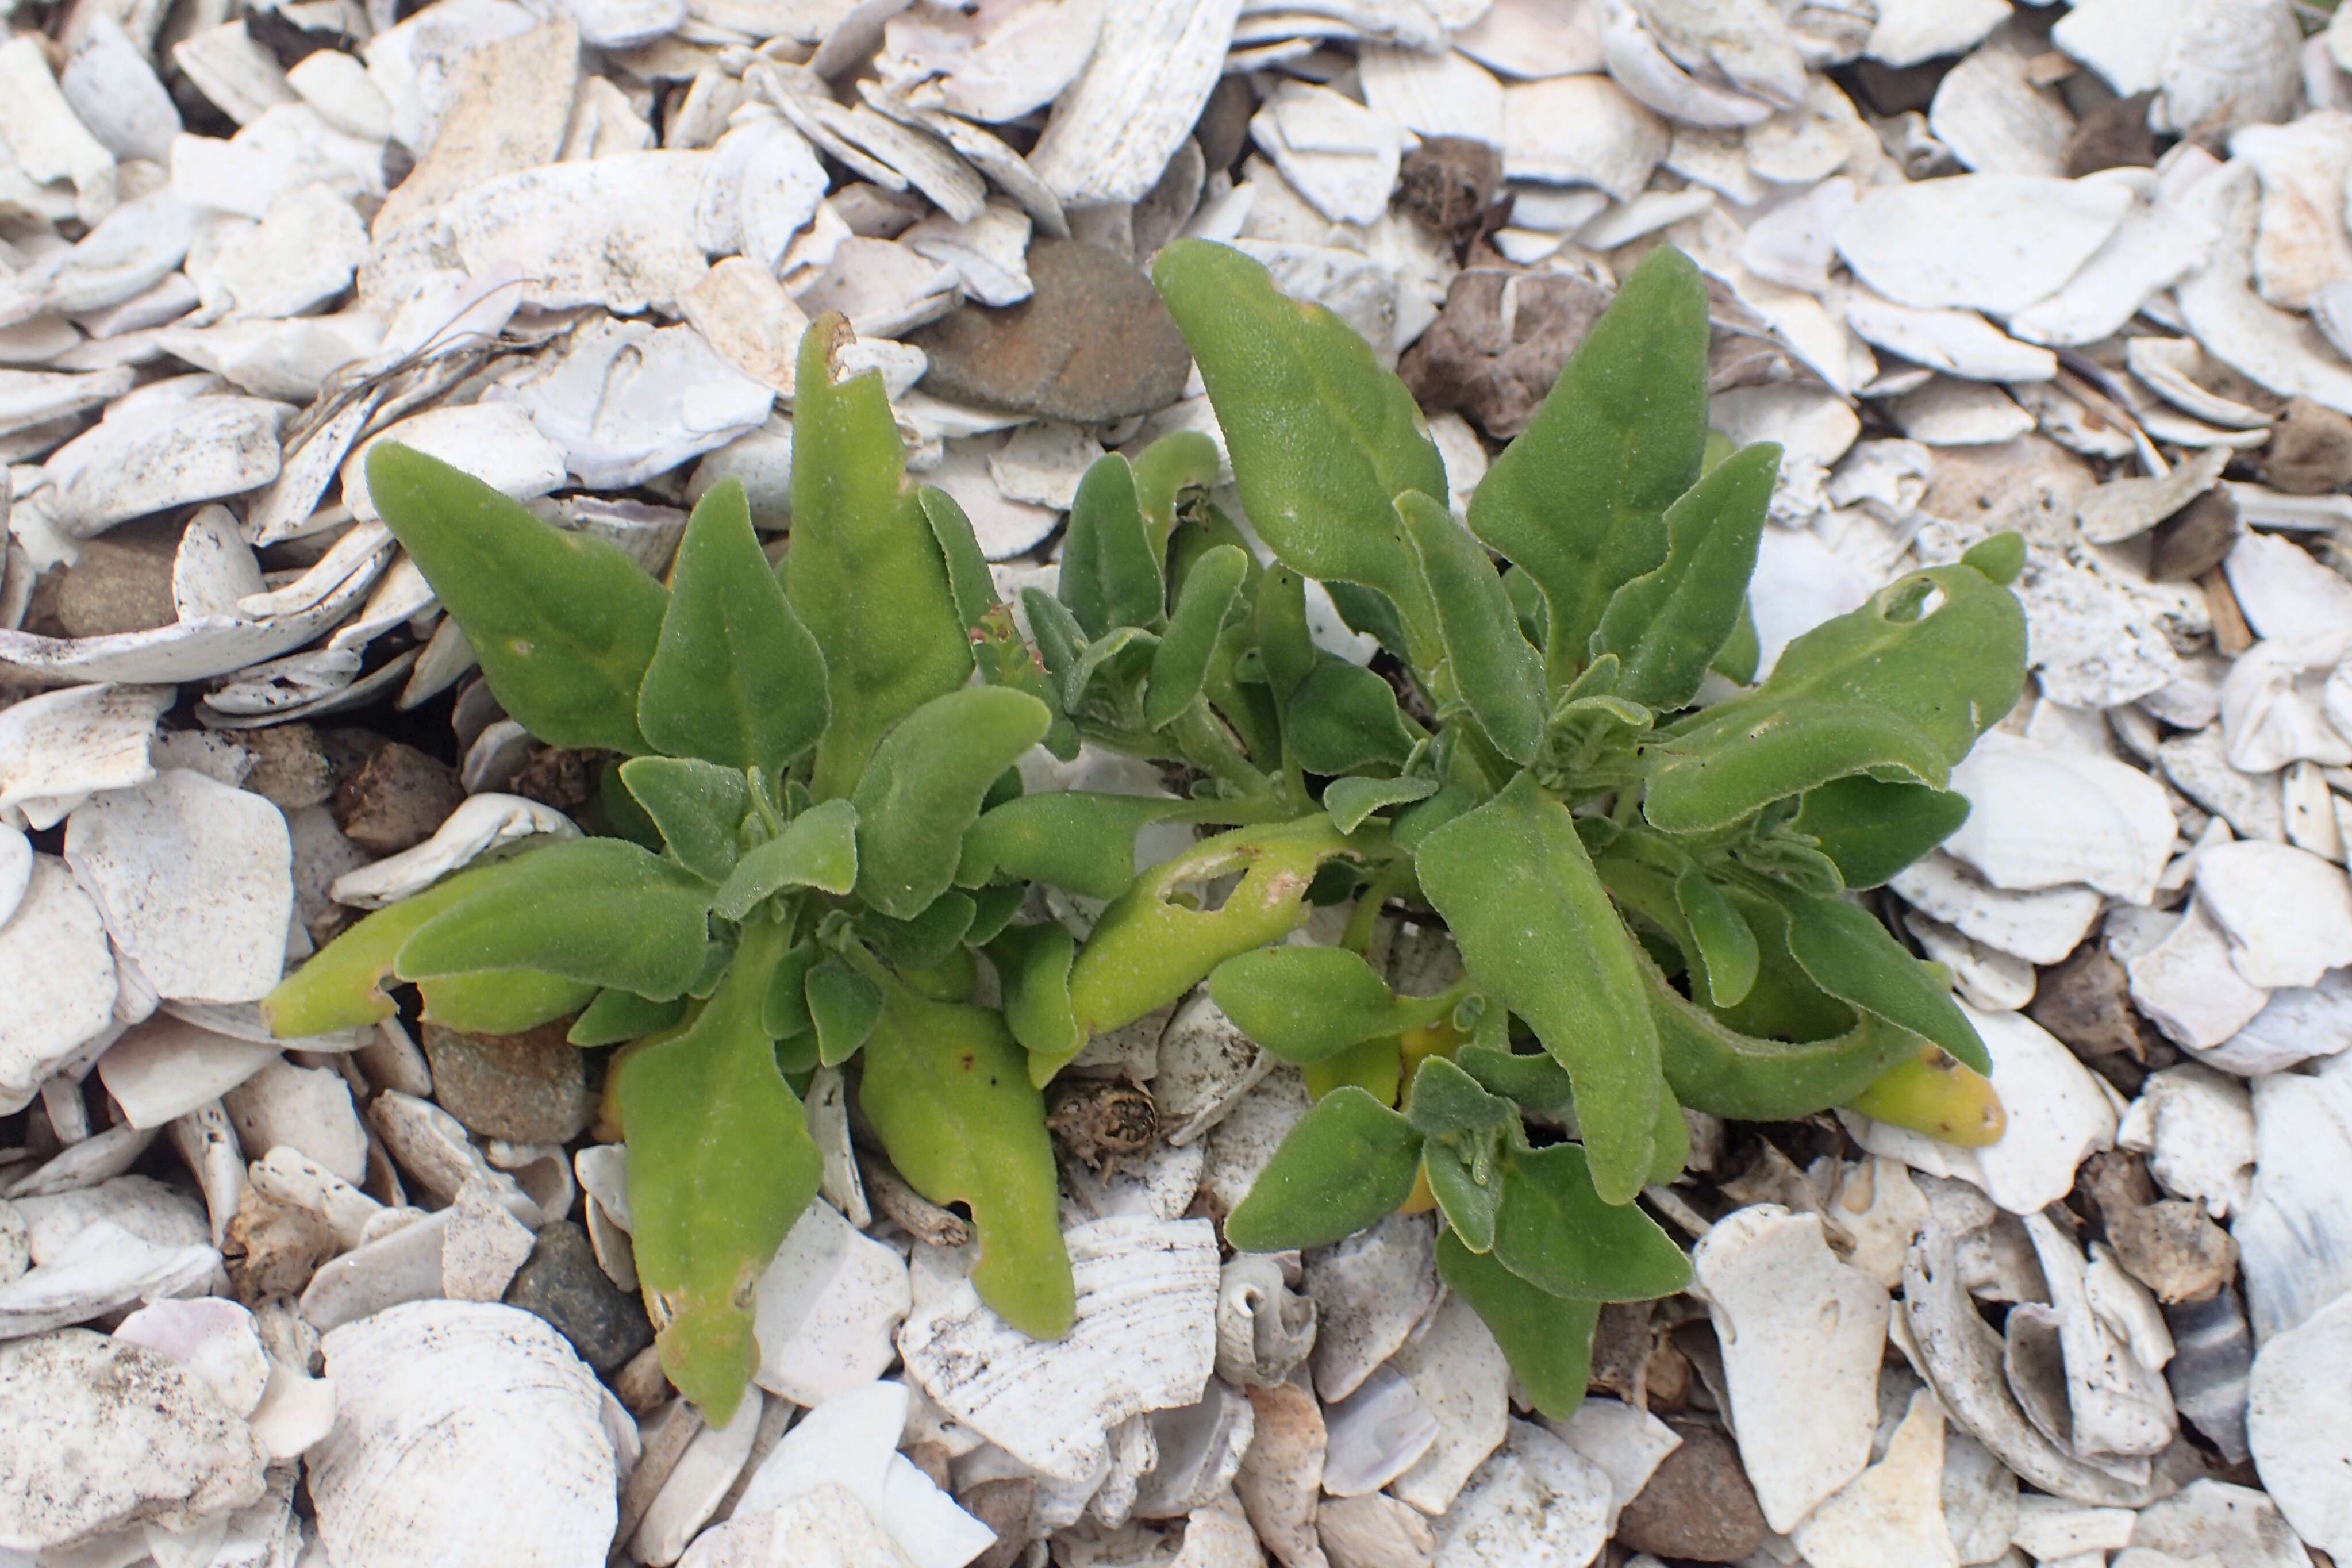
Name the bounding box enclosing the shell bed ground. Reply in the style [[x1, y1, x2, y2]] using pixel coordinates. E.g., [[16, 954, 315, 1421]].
[[3, 0, 2352, 1565]]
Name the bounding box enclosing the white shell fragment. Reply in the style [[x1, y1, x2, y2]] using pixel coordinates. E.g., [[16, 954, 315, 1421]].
[[1027, 0, 1243, 205], [897, 1216, 1217, 1483], [2247, 1290, 2352, 1559], [309, 1301, 617, 1568], [1690, 1205, 1888, 1532], [64, 770, 293, 1005], [1431, 1419, 1611, 1568], [752, 1198, 912, 1406], [728, 1379, 994, 1568], [1836, 176, 2134, 315], [329, 793, 580, 910], [2195, 840, 2352, 987]]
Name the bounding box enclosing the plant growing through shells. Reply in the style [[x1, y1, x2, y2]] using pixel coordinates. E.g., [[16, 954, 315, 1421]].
[[261, 245, 2028, 1428]]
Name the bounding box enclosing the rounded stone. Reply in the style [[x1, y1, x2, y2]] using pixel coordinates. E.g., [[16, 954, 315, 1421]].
[[1614, 1420, 1769, 1563], [332, 741, 465, 856], [55, 520, 182, 639], [419, 1019, 594, 1145], [502, 1221, 654, 1376]]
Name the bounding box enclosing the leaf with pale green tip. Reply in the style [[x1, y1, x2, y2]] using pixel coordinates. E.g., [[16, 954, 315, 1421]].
[[1675, 868, 1759, 1008], [971, 602, 1079, 761], [761, 941, 821, 1040], [858, 972, 1074, 1336], [1436, 1229, 1600, 1421], [1131, 429, 1220, 545], [1492, 1142, 1692, 1301], [1638, 945, 1920, 1121], [1456, 1043, 1575, 1118], [1208, 946, 1400, 1064], [1765, 885, 1990, 1074], [1063, 625, 1159, 713], [1791, 777, 1971, 890], [394, 839, 713, 1000], [852, 687, 1052, 920], [1397, 490, 1546, 765], [916, 485, 998, 630], [712, 799, 860, 921], [958, 792, 1197, 901], [1411, 1057, 1516, 1253], [1641, 702, 1953, 835], [806, 955, 883, 1066], [1467, 248, 1711, 685], [617, 918, 820, 1424], [859, 891, 975, 970], [1324, 774, 1439, 833], [1592, 441, 1777, 711], [366, 442, 667, 754], [1146, 543, 1249, 730], [1288, 657, 1416, 775], [262, 861, 517, 1036], [1060, 454, 1165, 639], [990, 921, 1082, 1062], [1152, 240, 1444, 662], [1415, 773, 1662, 1204], [786, 316, 973, 799], [570, 987, 687, 1047], [620, 757, 751, 885], [1223, 1087, 1425, 1253], [639, 479, 829, 775], [416, 971, 597, 1033]]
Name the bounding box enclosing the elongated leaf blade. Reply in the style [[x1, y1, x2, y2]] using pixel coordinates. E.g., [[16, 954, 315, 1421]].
[[416, 970, 596, 1033], [262, 861, 512, 1036], [618, 920, 820, 1423], [1059, 454, 1165, 639], [1792, 777, 1971, 890], [853, 687, 1052, 920], [640, 480, 829, 775], [620, 756, 751, 885], [1397, 490, 1546, 764], [787, 316, 974, 798], [1769, 886, 1991, 1074], [959, 791, 1194, 901], [1152, 240, 1443, 660], [1288, 656, 1416, 775], [1223, 1087, 1424, 1252], [1593, 441, 1777, 711], [1146, 543, 1249, 731], [1436, 1229, 1600, 1421], [1674, 868, 1759, 1008], [1492, 1142, 1692, 1301], [1641, 701, 1951, 835], [1325, 775, 1440, 834], [991, 921, 1082, 1062], [1415, 773, 1662, 1203], [1467, 248, 1711, 683], [367, 443, 666, 753], [570, 987, 687, 1047], [860, 974, 1074, 1336], [395, 839, 713, 999], [1208, 946, 1400, 1064], [713, 798, 859, 921], [806, 955, 883, 1065]]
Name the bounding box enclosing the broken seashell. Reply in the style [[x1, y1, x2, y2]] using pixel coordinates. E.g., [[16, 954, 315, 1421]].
[[1889, 851, 2105, 966], [342, 404, 567, 524], [487, 317, 773, 490], [310, 1300, 618, 1568], [2078, 445, 2232, 545], [1789, 1388, 1956, 1568], [1213, 1252, 1316, 1390], [730, 1379, 996, 1568], [1846, 294, 2055, 383], [2195, 839, 2352, 988], [2012, 1212, 2178, 1465], [1501, 75, 1667, 201], [879, 0, 1105, 124], [1942, 734, 2177, 906], [94, 1016, 278, 1129], [1431, 1418, 1610, 1568], [43, 395, 283, 539], [0, 681, 171, 831], [1386, 1292, 1509, 1515], [329, 793, 580, 911], [635, 1390, 766, 1567], [1250, 82, 1402, 228], [2123, 899, 2275, 1051], [2178, 166, 2352, 417], [443, 152, 714, 316], [2117, 1064, 2257, 1219], [680, 1481, 916, 1568], [752, 1198, 910, 1406], [1132, 1379, 1255, 1521], [2157, 0, 2301, 141], [2234, 1053, 2352, 1343], [1837, 175, 2135, 316], [2223, 531, 2352, 644], [1306, 1209, 1438, 1402], [1027, 0, 1243, 206], [2246, 1292, 2352, 1559], [2128, 337, 2274, 430]]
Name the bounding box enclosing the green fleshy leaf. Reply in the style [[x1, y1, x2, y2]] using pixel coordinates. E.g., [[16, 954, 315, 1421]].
[[366, 443, 667, 753], [964, 881, 1027, 947], [787, 316, 974, 798], [1223, 1086, 1424, 1252], [1208, 945, 1400, 1064], [916, 485, 1000, 630], [617, 918, 820, 1423], [712, 798, 859, 921], [806, 955, 883, 1066], [416, 970, 597, 1033], [1642, 702, 1953, 835], [859, 971, 1074, 1336], [1637, 943, 1920, 1121], [853, 687, 1053, 921], [958, 791, 1196, 901], [1325, 775, 1440, 834], [1152, 240, 1445, 662], [1397, 490, 1546, 765], [571, 988, 687, 1047], [1468, 248, 1710, 685], [1674, 868, 1759, 1009], [1436, 1229, 1600, 1421], [1712, 597, 1760, 684], [1767, 886, 1992, 1074], [619, 757, 751, 885], [394, 839, 714, 1000], [1146, 543, 1250, 731], [859, 891, 977, 970], [262, 862, 513, 1036], [1130, 429, 1221, 545], [1060, 454, 1165, 639], [1592, 441, 1777, 712], [1288, 657, 1417, 775], [1492, 1142, 1692, 1301], [1791, 778, 1971, 890], [1415, 773, 1662, 1205], [639, 479, 829, 775], [973, 602, 1080, 761], [990, 921, 1082, 1063], [1253, 566, 1317, 709], [760, 941, 820, 1040]]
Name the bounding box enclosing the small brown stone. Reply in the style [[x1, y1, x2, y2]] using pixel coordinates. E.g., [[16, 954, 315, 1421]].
[[1398, 135, 1501, 243], [2079, 1147, 2159, 1225], [1193, 74, 1254, 175], [2028, 941, 2147, 1060], [332, 740, 465, 855], [1615, 1420, 1769, 1563], [1400, 268, 1611, 439], [2064, 90, 2158, 176], [224, 1191, 339, 1301], [2148, 487, 2242, 583], [2262, 396, 2352, 494], [2111, 1198, 2239, 1303], [239, 722, 337, 810], [510, 744, 593, 814], [1850, 56, 1948, 116], [421, 1017, 595, 1144], [55, 519, 182, 638], [1588, 1300, 1655, 1406], [958, 1478, 1036, 1568], [907, 239, 1193, 422]]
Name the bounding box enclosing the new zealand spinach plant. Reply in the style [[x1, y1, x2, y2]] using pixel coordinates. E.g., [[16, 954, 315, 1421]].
[[982, 241, 2030, 1412], [266, 318, 1086, 1422]]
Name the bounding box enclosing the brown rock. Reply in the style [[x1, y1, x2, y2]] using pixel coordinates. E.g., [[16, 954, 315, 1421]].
[[1399, 136, 1501, 243], [2112, 1198, 2239, 1303], [1850, 57, 1948, 117], [224, 1191, 338, 1300], [510, 744, 593, 815], [1400, 268, 1610, 439], [907, 239, 1193, 422], [2262, 396, 2352, 494], [2064, 91, 2159, 176], [2149, 487, 2242, 582], [239, 722, 336, 810], [958, 1477, 1035, 1568], [2029, 942, 2148, 1061], [1588, 1300, 1655, 1406], [2080, 1148, 2160, 1225], [420, 1017, 595, 1144], [332, 740, 464, 855], [1194, 75, 1254, 175], [1615, 1420, 1769, 1563], [55, 519, 181, 637]]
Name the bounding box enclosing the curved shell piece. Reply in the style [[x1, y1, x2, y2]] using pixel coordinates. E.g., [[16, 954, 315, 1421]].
[[310, 1300, 617, 1568], [1213, 1254, 1316, 1389]]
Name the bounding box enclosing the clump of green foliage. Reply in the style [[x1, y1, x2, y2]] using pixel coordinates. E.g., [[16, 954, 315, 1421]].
[[266, 245, 2027, 1427]]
